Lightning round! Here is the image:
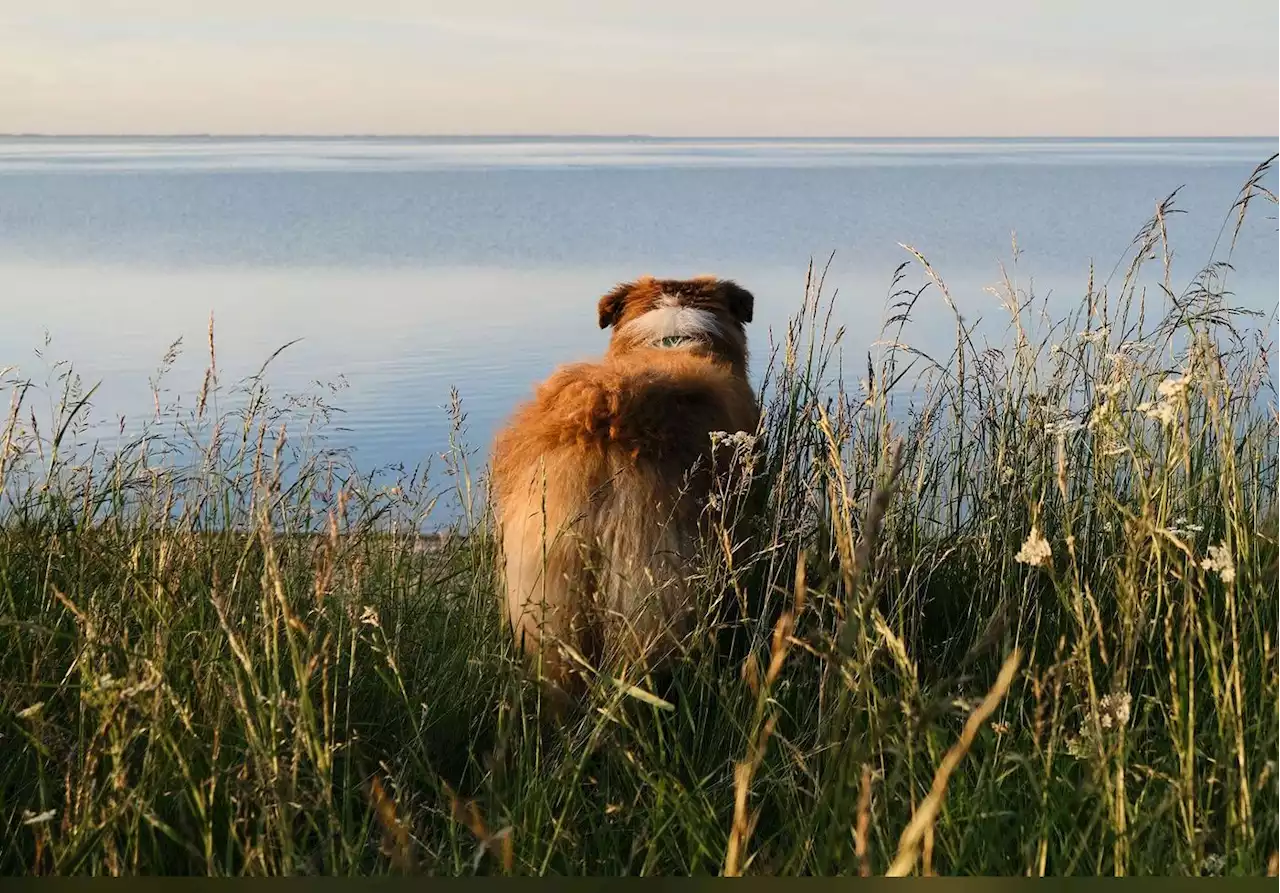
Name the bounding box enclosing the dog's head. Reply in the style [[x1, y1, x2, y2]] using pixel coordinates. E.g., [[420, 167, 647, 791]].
[[596, 275, 754, 370]]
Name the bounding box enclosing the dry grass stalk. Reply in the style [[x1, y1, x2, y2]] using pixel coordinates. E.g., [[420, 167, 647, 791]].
[[722, 718, 775, 878], [852, 438, 905, 588], [851, 438, 904, 618], [886, 648, 1022, 876], [855, 763, 874, 877], [443, 781, 514, 874], [723, 552, 806, 876], [369, 775, 415, 873]]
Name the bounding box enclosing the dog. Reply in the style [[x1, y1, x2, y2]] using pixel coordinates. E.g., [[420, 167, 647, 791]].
[[489, 275, 759, 706]]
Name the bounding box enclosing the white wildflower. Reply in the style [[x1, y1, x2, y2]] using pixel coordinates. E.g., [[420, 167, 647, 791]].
[[1098, 692, 1131, 727], [1134, 374, 1191, 427], [1044, 417, 1084, 437], [1077, 326, 1110, 345], [1157, 374, 1190, 400], [1137, 400, 1177, 426], [1167, 517, 1204, 538], [1068, 691, 1132, 759], [1097, 380, 1127, 400], [710, 430, 759, 486], [709, 430, 755, 449], [1015, 526, 1052, 567], [1116, 340, 1154, 356], [1088, 405, 1113, 432], [95, 673, 119, 690], [1201, 543, 1235, 583], [1106, 352, 1136, 376], [1199, 854, 1227, 876]]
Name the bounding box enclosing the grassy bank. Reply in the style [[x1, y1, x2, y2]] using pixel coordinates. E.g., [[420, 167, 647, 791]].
[[1, 162, 1277, 875]]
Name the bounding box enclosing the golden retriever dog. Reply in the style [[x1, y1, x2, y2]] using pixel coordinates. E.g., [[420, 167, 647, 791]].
[[490, 275, 759, 705]]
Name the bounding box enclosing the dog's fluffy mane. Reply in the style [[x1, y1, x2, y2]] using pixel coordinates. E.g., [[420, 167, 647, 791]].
[[490, 275, 759, 704]]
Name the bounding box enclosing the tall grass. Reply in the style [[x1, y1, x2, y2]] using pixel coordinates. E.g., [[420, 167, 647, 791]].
[[1, 161, 1276, 875]]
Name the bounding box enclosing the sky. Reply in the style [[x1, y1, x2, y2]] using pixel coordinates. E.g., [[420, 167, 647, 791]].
[[1, 0, 1276, 136]]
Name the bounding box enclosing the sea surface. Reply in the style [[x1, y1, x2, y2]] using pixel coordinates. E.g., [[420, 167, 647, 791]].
[[1, 136, 1275, 492]]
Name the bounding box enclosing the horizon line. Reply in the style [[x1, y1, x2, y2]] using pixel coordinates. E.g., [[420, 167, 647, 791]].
[[2, 132, 1277, 141]]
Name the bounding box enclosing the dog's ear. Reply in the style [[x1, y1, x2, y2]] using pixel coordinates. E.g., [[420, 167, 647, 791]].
[[597, 281, 633, 329], [719, 280, 754, 325]]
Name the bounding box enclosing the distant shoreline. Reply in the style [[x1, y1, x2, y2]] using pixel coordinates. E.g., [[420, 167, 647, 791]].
[[2, 133, 1276, 141]]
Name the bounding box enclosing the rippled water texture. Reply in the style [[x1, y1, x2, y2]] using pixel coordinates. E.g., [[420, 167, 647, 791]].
[[1, 136, 1274, 474]]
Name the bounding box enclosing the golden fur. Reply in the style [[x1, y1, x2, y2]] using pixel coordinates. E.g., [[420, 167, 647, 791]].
[[489, 275, 759, 700]]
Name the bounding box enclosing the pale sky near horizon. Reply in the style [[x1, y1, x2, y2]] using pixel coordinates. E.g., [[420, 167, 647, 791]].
[[1, 0, 1276, 137]]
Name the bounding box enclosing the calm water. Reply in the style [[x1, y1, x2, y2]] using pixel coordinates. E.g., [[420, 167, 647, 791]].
[[1, 136, 1275, 480]]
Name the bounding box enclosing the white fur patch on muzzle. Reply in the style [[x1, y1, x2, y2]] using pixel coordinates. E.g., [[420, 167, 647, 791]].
[[620, 303, 724, 348]]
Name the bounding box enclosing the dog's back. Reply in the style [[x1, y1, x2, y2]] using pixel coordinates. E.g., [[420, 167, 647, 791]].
[[490, 276, 758, 699]]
